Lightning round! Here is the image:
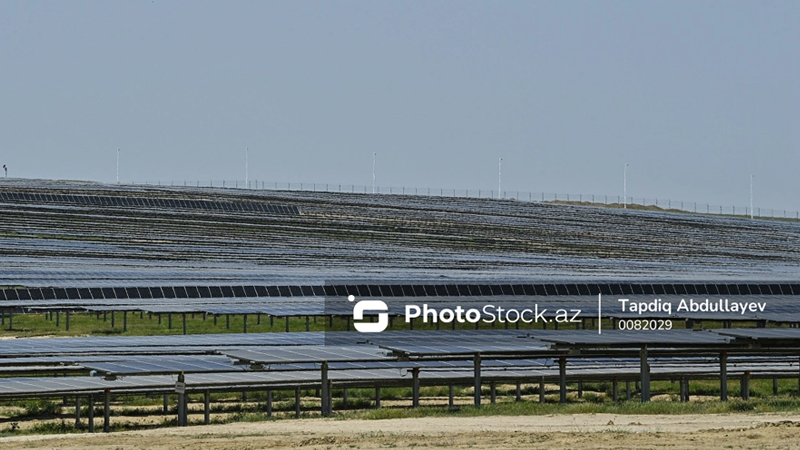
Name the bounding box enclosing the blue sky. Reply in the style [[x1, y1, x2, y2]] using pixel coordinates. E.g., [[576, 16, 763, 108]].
[[1, 1, 798, 210]]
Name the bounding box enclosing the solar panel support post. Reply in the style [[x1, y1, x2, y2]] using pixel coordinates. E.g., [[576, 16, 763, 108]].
[[640, 345, 650, 402], [612, 378, 619, 402], [88, 394, 94, 433], [182, 314, 187, 335], [577, 381, 583, 398], [375, 386, 381, 408], [5, 314, 9, 331], [103, 389, 111, 433], [163, 394, 168, 414], [226, 314, 229, 330], [679, 377, 688, 402], [626, 381, 631, 400], [490, 381, 496, 404], [243, 314, 248, 333], [559, 356, 567, 404], [772, 378, 778, 395], [122, 311, 126, 333], [321, 362, 330, 416], [342, 389, 348, 408], [66, 311, 70, 331], [515, 382, 521, 402], [448, 385, 455, 408], [177, 392, 185, 426], [539, 377, 546, 403], [720, 350, 728, 401], [305, 315, 310, 331], [111, 311, 115, 328], [412, 368, 420, 408], [740, 372, 750, 400], [204, 390, 210, 425], [295, 387, 301, 418], [56, 311, 60, 327], [266, 390, 273, 416], [75, 396, 81, 427], [473, 353, 482, 407], [286, 316, 291, 332]]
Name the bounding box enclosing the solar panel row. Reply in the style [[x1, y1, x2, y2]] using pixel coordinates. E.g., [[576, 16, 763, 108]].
[[1, 283, 798, 301], [0, 191, 299, 214]]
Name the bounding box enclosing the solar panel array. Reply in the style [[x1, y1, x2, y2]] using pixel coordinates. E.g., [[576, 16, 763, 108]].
[[2, 282, 798, 301], [0, 191, 299, 214]]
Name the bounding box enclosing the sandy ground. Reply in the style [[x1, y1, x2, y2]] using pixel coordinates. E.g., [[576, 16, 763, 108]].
[[2, 413, 800, 449]]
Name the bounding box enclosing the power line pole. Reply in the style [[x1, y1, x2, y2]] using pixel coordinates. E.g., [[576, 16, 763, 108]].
[[623, 163, 629, 209], [750, 174, 754, 219], [498, 158, 503, 199]]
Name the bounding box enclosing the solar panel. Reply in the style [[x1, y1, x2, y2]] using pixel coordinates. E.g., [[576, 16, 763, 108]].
[[223, 346, 393, 364]]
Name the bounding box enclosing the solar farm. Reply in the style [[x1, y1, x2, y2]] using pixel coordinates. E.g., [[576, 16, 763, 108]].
[[2, 179, 800, 436]]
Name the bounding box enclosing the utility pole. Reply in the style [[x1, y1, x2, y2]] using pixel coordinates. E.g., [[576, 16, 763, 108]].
[[372, 152, 376, 194], [2, 165, 6, 178], [498, 158, 503, 199], [623, 163, 629, 209], [116, 149, 120, 184], [750, 174, 754, 219]]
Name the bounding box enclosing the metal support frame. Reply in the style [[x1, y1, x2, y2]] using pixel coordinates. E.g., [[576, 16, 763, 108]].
[[720, 350, 728, 401], [640, 345, 650, 402], [204, 390, 210, 425], [103, 389, 111, 433], [559, 356, 567, 404], [321, 362, 330, 416], [741, 371, 750, 400], [412, 368, 420, 408], [88, 394, 94, 433], [75, 396, 81, 427], [473, 353, 482, 407]]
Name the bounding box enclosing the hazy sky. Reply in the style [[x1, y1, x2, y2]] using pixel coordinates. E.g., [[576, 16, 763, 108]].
[[1, 1, 798, 211]]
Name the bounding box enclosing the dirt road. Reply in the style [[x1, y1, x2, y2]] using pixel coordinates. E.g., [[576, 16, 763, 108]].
[[2, 413, 800, 449]]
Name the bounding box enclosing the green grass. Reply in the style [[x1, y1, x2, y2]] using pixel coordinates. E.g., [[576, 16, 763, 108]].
[[0, 309, 784, 338], [337, 396, 800, 421]]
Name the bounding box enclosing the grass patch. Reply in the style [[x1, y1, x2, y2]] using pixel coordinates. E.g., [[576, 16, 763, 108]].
[[336, 396, 800, 421]]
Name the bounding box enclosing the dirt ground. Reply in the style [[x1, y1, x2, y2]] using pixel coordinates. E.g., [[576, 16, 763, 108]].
[[2, 413, 800, 449]]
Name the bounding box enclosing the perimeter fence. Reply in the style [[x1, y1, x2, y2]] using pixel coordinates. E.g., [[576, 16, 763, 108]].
[[133, 179, 800, 221]]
